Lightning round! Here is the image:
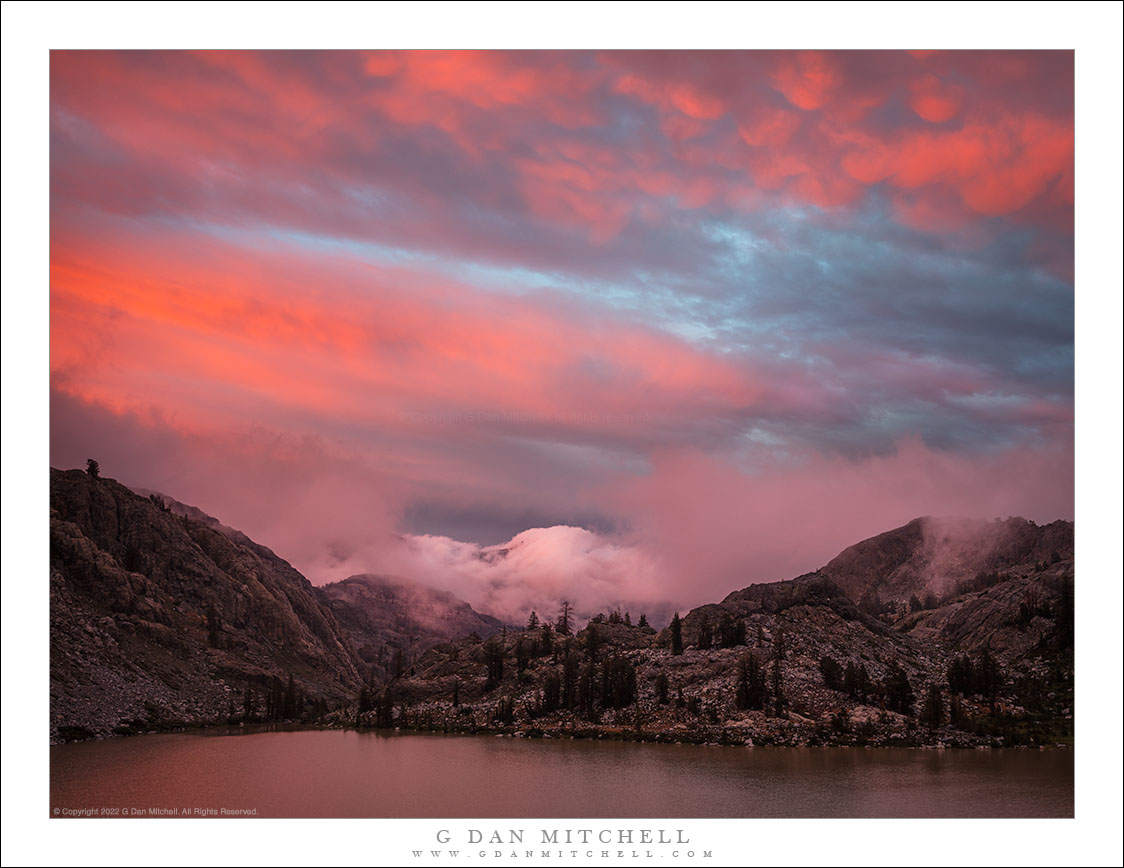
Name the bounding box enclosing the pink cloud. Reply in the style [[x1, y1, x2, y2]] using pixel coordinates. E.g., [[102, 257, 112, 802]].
[[51, 50, 1073, 246]]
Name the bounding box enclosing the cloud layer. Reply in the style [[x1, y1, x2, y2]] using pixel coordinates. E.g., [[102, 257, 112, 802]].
[[49, 50, 1073, 620]]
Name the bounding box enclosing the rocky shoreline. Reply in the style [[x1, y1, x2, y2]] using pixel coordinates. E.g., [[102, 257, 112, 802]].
[[52, 718, 1072, 751]]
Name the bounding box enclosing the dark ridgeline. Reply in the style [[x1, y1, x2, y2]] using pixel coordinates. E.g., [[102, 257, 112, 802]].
[[50, 467, 1074, 748], [50, 467, 364, 742]]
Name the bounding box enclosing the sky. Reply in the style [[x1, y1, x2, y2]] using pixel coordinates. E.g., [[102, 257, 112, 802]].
[[48, 49, 1075, 622]]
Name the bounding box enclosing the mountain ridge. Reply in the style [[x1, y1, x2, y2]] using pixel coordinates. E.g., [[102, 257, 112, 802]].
[[50, 468, 1074, 747]]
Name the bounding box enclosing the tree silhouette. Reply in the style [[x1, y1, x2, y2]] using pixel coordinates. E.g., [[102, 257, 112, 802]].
[[769, 653, 786, 717], [556, 601, 573, 636], [884, 662, 915, 715], [376, 688, 394, 728], [735, 653, 767, 710], [585, 624, 602, 661], [541, 672, 561, 713], [242, 685, 256, 723], [696, 617, 713, 650], [819, 655, 843, 691], [670, 613, 683, 655], [717, 612, 746, 648], [922, 683, 944, 733], [976, 648, 1002, 700], [86, 459, 100, 478], [514, 635, 530, 672], [561, 652, 580, 709], [283, 673, 298, 719], [601, 655, 637, 708], [483, 636, 505, 690]]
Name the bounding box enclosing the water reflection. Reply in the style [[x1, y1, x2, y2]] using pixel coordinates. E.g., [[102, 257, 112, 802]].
[[50, 729, 1073, 818]]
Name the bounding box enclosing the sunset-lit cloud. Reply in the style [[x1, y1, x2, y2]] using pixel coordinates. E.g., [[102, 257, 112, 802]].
[[50, 50, 1073, 618]]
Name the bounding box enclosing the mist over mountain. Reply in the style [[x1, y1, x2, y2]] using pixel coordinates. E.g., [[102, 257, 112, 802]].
[[820, 515, 1074, 604], [321, 573, 503, 681], [51, 468, 1073, 747]]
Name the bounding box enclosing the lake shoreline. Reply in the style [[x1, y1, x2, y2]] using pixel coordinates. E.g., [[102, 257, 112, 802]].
[[50, 718, 1073, 751]]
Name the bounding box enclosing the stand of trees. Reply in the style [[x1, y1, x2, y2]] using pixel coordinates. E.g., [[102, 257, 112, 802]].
[[734, 653, 767, 711], [883, 662, 915, 715], [237, 674, 330, 724], [947, 649, 1003, 698], [922, 683, 944, 732], [482, 637, 505, 691]]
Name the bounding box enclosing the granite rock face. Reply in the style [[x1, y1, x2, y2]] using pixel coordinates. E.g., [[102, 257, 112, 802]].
[[819, 515, 1073, 604], [50, 468, 364, 742], [321, 573, 502, 681]]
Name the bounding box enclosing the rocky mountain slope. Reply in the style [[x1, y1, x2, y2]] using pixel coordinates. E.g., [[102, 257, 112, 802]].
[[819, 515, 1073, 605], [321, 573, 503, 682], [357, 519, 1073, 748], [50, 468, 372, 742], [50, 468, 514, 743], [50, 470, 1074, 749]]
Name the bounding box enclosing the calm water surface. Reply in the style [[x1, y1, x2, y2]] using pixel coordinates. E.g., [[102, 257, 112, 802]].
[[50, 729, 1073, 818]]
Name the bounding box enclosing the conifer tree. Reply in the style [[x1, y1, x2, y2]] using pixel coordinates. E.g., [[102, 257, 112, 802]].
[[514, 635, 530, 672], [376, 688, 394, 728], [735, 653, 767, 710], [697, 617, 713, 650], [976, 648, 1002, 700], [242, 685, 255, 723], [884, 662, 915, 715], [670, 612, 683, 655], [585, 623, 602, 661], [269, 676, 285, 721], [542, 672, 561, 713], [949, 694, 965, 728], [819, 656, 843, 691], [577, 662, 597, 716], [356, 687, 372, 724], [601, 656, 637, 708], [284, 673, 298, 719], [923, 683, 944, 733], [561, 652, 580, 709], [770, 654, 786, 717], [483, 636, 505, 690], [556, 601, 573, 636]]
